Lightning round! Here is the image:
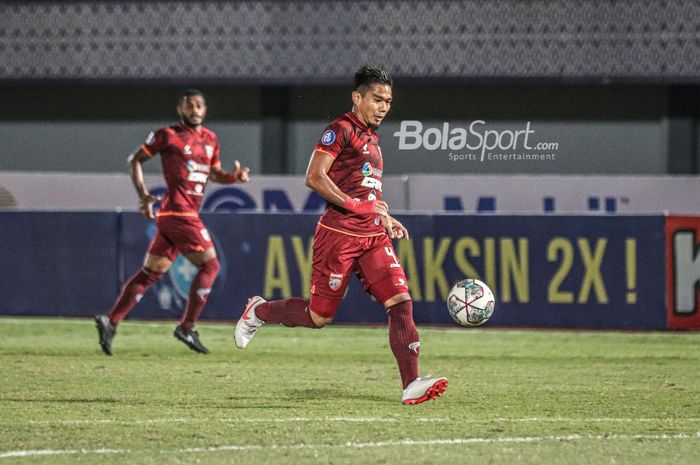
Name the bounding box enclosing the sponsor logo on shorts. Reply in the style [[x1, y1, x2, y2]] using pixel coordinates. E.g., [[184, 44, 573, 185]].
[[321, 129, 336, 146], [328, 273, 343, 291]]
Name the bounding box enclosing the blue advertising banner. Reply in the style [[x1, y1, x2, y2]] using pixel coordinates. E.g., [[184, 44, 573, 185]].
[[0, 212, 667, 329], [0, 212, 119, 316], [406, 215, 666, 329]]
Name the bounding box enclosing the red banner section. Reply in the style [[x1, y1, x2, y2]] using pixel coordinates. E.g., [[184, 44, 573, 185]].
[[666, 216, 700, 330]]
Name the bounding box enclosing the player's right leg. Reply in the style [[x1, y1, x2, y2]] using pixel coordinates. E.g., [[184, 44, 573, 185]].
[[95, 232, 174, 355], [95, 262, 167, 355]]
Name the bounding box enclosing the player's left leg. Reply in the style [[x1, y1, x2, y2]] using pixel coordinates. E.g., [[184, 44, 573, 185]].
[[166, 216, 219, 354], [175, 248, 220, 354], [358, 237, 447, 404], [234, 226, 352, 349]]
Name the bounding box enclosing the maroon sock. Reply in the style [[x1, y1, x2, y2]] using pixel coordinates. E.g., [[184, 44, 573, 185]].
[[108, 267, 163, 326], [256, 298, 318, 328], [180, 258, 220, 331], [387, 300, 420, 389]]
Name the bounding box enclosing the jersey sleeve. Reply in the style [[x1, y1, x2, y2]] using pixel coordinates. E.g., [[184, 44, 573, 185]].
[[313, 121, 349, 158], [141, 128, 168, 157]]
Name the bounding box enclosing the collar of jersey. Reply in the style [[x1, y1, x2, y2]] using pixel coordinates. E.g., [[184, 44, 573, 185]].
[[178, 122, 205, 135], [344, 112, 373, 133]]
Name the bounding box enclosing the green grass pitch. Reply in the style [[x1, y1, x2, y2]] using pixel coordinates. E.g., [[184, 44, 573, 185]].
[[0, 317, 699, 464]]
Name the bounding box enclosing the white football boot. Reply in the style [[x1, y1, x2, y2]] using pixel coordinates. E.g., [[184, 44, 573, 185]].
[[402, 376, 448, 405], [235, 296, 266, 349]]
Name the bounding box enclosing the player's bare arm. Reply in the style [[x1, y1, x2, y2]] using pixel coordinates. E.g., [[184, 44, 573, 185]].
[[210, 160, 250, 184], [128, 147, 158, 219], [305, 150, 389, 216]]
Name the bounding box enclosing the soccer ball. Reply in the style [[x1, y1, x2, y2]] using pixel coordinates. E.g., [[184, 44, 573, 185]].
[[447, 279, 495, 327]]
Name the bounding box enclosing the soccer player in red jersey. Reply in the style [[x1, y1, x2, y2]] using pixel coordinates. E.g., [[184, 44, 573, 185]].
[[234, 67, 447, 404], [95, 89, 250, 356]]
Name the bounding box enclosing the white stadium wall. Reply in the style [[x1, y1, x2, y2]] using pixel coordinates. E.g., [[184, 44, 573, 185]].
[[1, 172, 699, 215]]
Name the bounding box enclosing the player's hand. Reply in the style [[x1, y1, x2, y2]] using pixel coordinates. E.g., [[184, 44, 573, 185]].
[[382, 214, 409, 240], [374, 200, 389, 217], [139, 194, 158, 219], [231, 160, 250, 183]]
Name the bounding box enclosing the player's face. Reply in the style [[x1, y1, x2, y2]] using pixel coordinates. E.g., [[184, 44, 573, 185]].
[[177, 95, 207, 128], [352, 84, 392, 129]]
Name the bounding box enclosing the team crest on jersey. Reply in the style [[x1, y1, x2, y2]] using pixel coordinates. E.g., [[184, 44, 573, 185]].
[[205, 145, 214, 158], [328, 273, 343, 291], [362, 162, 373, 177], [321, 129, 336, 146]]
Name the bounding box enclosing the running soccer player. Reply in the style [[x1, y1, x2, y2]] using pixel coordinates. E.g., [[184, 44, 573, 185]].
[[234, 66, 447, 404], [95, 89, 250, 356]]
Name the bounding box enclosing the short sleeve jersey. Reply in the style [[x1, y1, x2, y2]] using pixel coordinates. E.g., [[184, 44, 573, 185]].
[[313, 112, 385, 236], [141, 123, 221, 216]]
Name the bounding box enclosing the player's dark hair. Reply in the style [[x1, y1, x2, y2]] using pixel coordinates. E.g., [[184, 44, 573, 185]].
[[179, 88, 204, 105], [354, 66, 392, 94]]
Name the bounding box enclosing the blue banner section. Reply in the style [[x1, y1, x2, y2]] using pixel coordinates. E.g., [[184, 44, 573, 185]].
[[0, 212, 120, 316], [0, 212, 666, 329]]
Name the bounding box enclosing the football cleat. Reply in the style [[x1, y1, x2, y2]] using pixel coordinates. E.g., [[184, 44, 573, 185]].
[[402, 376, 448, 405], [94, 315, 116, 356], [173, 325, 210, 354], [234, 296, 266, 349]]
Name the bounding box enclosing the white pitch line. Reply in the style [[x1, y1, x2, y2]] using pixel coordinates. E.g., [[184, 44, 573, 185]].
[[2, 432, 699, 459], [0, 448, 125, 458], [24, 416, 700, 426], [26, 416, 448, 426]]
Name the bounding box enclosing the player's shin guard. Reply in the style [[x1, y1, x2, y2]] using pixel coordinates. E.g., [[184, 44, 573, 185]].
[[108, 267, 163, 326], [256, 298, 318, 328], [387, 300, 420, 389], [181, 258, 220, 331]]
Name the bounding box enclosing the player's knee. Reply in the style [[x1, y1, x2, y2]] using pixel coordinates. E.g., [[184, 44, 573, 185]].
[[144, 255, 173, 274], [201, 257, 220, 275], [310, 311, 333, 328], [308, 294, 339, 327], [383, 292, 412, 310]]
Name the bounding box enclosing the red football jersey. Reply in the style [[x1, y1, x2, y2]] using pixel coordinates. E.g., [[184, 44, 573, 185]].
[[313, 112, 385, 236], [141, 123, 221, 216]]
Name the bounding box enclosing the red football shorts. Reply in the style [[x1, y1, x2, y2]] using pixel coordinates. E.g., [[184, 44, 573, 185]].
[[309, 224, 410, 318], [147, 215, 213, 261]]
